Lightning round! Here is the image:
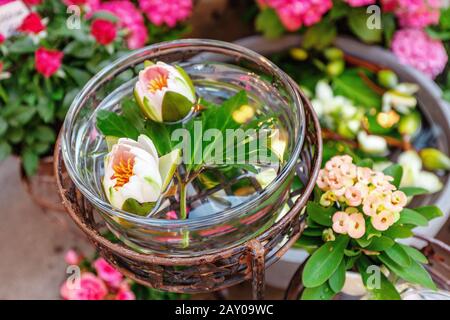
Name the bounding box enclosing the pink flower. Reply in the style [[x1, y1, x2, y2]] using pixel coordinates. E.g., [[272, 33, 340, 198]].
[[386, 190, 407, 212], [345, 186, 362, 207], [93, 257, 123, 288], [340, 163, 357, 179], [64, 249, 81, 265], [317, 169, 329, 190], [347, 213, 366, 239], [357, 167, 372, 184], [35, 47, 63, 78], [326, 169, 344, 190], [362, 192, 383, 217], [91, 19, 117, 45], [138, 0, 192, 28], [344, 0, 376, 6], [263, 0, 333, 31], [115, 282, 135, 300], [166, 210, 178, 220], [382, 0, 442, 28], [18, 12, 45, 34], [391, 28, 447, 79], [0, 33, 5, 44], [332, 211, 349, 234], [60, 273, 108, 300], [63, 0, 88, 5], [23, 0, 42, 5], [371, 210, 395, 231], [92, 1, 148, 49]]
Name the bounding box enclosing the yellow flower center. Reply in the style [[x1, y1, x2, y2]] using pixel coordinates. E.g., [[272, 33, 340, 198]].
[[147, 74, 168, 93], [111, 156, 135, 189]]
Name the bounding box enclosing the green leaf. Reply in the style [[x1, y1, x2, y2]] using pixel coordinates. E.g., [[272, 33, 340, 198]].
[[383, 164, 403, 188], [90, 11, 120, 23], [0, 141, 12, 161], [64, 41, 95, 59], [440, 7, 450, 29], [379, 253, 436, 290], [414, 206, 443, 221], [397, 208, 429, 227], [357, 256, 401, 300], [333, 69, 382, 108], [348, 8, 382, 43], [161, 91, 193, 122], [22, 149, 39, 176], [0, 117, 7, 136], [382, 13, 396, 46], [96, 110, 140, 140], [384, 243, 411, 267], [303, 21, 337, 50], [8, 37, 37, 53], [64, 66, 91, 87], [356, 236, 373, 248], [302, 236, 349, 288], [356, 158, 373, 169], [10, 107, 36, 126], [306, 201, 335, 227], [255, 9, 285, 39], [398, 244, 428, 264], [399, 187, 429, 197], [301, 282, 336, 300], [37, 98, 55, 123], [383, 225, 413, 239], [328, 259, 346, 293], [35, 125, 56, 143], [121, 98, 146, 132], [365, 236, 394, 251], [122, 198, 155, 216], [144, 121, 180, 156]]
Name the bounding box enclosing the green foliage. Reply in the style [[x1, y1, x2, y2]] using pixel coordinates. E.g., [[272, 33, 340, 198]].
[[303, 21, 337, 51], [255, 9, 285, 39], [347, 8, 383, 44], [382, 164, 403, 188]]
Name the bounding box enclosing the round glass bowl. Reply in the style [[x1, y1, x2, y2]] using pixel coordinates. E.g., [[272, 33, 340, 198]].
[[62, 39, 306, 256]]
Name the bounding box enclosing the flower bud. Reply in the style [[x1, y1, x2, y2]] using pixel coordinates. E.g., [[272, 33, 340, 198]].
[[377, 69, 398, 89], [134, 62, 196, 122], [322, 228, 336, 242], [324, 47, 344, 61], [420, 148, 450, 171], [326, 59, 345, 77], [357, 131, 388, 155], [289, 48, 308, 61], [398, 112, 421, 136]]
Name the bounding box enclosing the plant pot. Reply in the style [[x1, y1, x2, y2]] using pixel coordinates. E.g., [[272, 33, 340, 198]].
[[233, 35, 450, 289]]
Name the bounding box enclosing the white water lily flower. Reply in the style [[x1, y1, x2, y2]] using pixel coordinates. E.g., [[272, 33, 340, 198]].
[[103, 134, 180, 211], [357, 131, 387, 155], [414, 171, 443, 194], [134, 61, 196, 122]]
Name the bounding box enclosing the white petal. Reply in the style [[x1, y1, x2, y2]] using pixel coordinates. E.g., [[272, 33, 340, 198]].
[[357, 132, 387, 154], [398, 150, 422, 173], [315, 81, 333, 101], [413, 171, 443, 194], [137, 134, 159, 160]]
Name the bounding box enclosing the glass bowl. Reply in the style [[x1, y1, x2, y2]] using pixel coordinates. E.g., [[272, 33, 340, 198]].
[[62, 39, 306, 256]]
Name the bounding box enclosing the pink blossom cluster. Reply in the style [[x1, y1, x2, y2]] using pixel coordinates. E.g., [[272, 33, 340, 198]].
[[317, 155, 407, 239], [381, 0, 442, 28], [391, 28, 448, 79], [344, 0, 376, 7], [60, 250, 135, 300], [138, 0, 192, 27], [259, 0, 333, 31]]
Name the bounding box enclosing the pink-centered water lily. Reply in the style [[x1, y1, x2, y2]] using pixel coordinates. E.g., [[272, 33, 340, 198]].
[[103, 134, 180, 214], [134, 61, 196, 122]]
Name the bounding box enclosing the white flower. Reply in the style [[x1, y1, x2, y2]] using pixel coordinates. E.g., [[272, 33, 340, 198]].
[[357, 131, 388, 155], [134, 61, 196, 122], [103, 134, 180, 211]]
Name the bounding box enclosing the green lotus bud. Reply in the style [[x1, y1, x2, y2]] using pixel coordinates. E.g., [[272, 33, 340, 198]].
[[324, 47, 344, 61], [420, 148, 450, 171], [326, 59, 345, 77], [322, 228, 336, 242], [377, 69, 398, 89], [398, 112, 421, 136], [289, 48, 308, 61]]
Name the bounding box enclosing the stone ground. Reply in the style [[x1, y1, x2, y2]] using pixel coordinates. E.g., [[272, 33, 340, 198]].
[[0, 156, 285, 299]]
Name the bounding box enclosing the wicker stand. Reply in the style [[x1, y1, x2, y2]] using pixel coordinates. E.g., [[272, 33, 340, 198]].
[[55, 93, 322, 300]]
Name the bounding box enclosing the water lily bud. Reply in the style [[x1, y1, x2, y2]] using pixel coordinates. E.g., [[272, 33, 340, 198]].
[[326, 59, 345, 77], [337, 122, 355, 139], [414, 171, 443, 193], [382, 90, 417, 114], [289, 48, 308, 61], [103, 134, 180, 215], [398, 112, 421, 136], [377, 70, 398, 89], [322, 228, 336, 242], [134, 62, 196, 123], [324, 47, 344, 61], [420, 148, 450, 171], [357, 131, 388, 155]]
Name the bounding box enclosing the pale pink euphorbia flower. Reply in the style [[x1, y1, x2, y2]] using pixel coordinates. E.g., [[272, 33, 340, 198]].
[[93, 257, 124, 288], [347, 213, 366, 239], [332, 211, 349, 234], [317, 169, 330, 190], [345, 186, 362, 207], [386, 190, 407, 212], [362, 192, 384, 217], [372, 210, 395, 231]]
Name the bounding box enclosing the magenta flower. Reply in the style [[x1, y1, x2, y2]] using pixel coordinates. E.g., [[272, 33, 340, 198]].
[[115, 282, 136, 300], [381, 0, 442, 28], [93, 257, 124, 288], [391, 29, 448, 79], [138, 0, 192, 28], [60, 273, 108, 300], [92, 0, 148, 49], [262, 0, 333, 31], [344, 0, 376, 6], [64, 249, 81, 265]]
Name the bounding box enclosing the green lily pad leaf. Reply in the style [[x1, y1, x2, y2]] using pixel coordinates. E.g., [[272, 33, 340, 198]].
[[122, 198, 155, 216], [379, 253, 436, 290], [397, 208, 429, 227], [96, 110, 139, 140], [302, 236, 349, 288], [162, 91, 193, 122]]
